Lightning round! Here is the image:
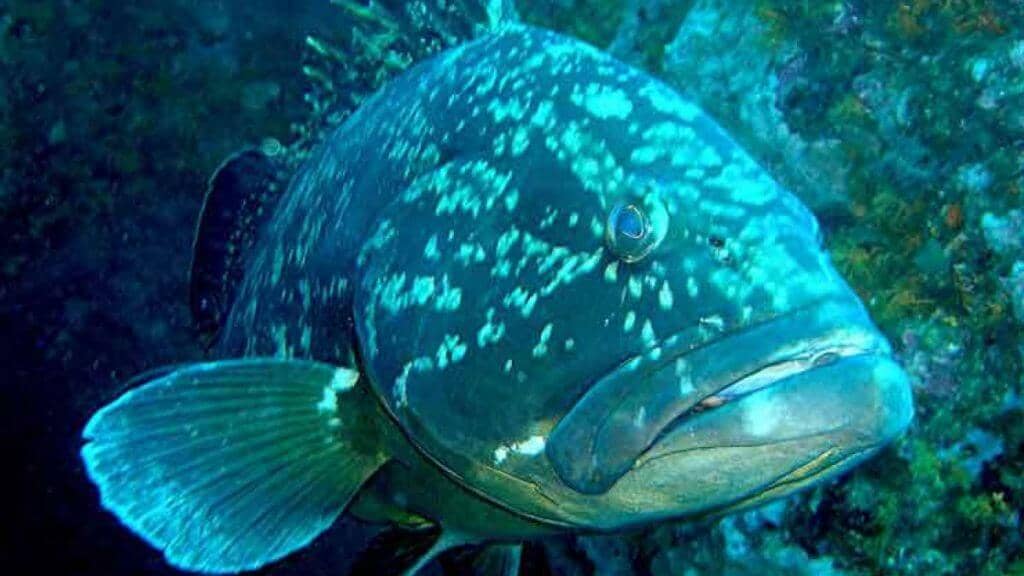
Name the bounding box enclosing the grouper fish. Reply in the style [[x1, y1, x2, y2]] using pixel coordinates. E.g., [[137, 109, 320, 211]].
[[80, 19, 914, 576]]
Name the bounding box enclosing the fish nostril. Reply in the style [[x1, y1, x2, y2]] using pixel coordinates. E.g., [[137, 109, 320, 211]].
[[813, 352, 840, 367]]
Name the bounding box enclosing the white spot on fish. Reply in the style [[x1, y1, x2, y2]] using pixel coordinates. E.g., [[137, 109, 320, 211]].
[[638, 83, 700, 121], [676, 358, 694, 395], [742, 391, 785, 437], [476, 308, 506, 348], [393, 357, 433, 408], [576, 84, 633, 120], [686, 276, 699, 298], [658, 281, 674, 310], [511, 127, 530, 156], [742, 305, 754, 323], [504, 188, 520, 212], [700, 315, 725, 331], [437, 334, 468, 369], [494, 435, 548, 465], [532, 323, 554, 358], [424, 234, 441, 261], [634, 407, 647, 428], [515, 435, 546, 455], [604, 261, 619, 283], [628, 275, 643, 299], [641, 319, 656, 348], [330, 368, 358, 392], [316, 387, 337, 414]]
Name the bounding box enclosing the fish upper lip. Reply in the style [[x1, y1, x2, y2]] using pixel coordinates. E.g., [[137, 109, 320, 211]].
[[593, 300, 821, 394], [693, 335, 887, 405], [641, 338, 886, 456], [599, 299, 887, 419]]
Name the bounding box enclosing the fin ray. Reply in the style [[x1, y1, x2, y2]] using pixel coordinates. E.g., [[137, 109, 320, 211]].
[[295, 1, 519, 157], [82, 358, 388, 573], [84, 417, 323, 487]]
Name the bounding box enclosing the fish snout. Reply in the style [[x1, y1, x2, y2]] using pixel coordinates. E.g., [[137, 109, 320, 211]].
[[841, 353, 915, 448], [639, 349, 914, 467], [545, 297, 914, 498]]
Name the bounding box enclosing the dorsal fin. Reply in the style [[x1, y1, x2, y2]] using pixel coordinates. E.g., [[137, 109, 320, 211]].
[[294, 0, 519, 157], [189, 149, 288, 338]]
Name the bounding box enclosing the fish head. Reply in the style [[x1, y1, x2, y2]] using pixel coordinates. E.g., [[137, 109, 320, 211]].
[[532, 92, 915, 524], [353, 32, 912, 529]]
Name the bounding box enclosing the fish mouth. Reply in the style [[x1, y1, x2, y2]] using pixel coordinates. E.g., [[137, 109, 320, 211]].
[[545, 298, 911, 495], [642, 335, 883, 450]]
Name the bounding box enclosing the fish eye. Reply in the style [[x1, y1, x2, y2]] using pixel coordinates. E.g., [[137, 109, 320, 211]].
[[606, 195, 668, 263]]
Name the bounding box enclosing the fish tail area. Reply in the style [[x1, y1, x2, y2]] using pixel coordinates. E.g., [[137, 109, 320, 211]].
[[463, 543, 524, 576], [348, 525, 444, 575], [80, 359, 388, 574], [403, 530, 476, 576], [296, 0, 518, 154], [350, 526, 517, 576]]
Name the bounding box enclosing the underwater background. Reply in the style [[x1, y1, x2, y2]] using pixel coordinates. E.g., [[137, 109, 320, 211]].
[[3, 1, 1022, 574]]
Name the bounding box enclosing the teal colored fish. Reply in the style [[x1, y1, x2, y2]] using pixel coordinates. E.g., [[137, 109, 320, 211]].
[[81, 21, 913, 575]]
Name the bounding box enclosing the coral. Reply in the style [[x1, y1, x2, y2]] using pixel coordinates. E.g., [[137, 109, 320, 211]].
[[982, 210, 1024, 256], [1004, 262, 1024, 321]]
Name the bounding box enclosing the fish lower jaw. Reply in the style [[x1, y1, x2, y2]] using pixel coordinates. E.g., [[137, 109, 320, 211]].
[[700, 445, 880, 520], [632, 426, 847, 471]]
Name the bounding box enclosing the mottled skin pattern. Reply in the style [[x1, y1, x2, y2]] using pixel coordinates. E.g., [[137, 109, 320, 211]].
[[218, 25, 911, 536]]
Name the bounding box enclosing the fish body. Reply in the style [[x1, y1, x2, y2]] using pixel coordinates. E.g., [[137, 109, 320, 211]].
[[81, 24, 913, 574]]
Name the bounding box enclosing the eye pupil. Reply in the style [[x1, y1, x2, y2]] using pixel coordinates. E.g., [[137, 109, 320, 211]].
[[605, 195, 667, 263], [615, 205, 645, 239]]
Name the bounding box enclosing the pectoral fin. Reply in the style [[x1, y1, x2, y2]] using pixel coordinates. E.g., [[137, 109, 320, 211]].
[[81, 358, 388, 573]]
